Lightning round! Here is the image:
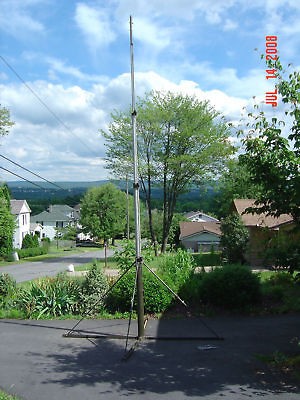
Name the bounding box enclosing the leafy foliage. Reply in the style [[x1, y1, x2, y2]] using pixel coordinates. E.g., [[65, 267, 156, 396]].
[[157, 249, 195, 292], [265, 229, 300, 272], [220, 213, 249, 264], [191, 252, 222, 267], [17, 275, 81, 318], [102, 90, 234, 252], [0, 185, 15, 258], [17, 246, 48, 259], [0, 273, 16, 298], [199, 264, 261, 310], [80, 183, 132, 242], [106, 269, 174, 314], [239, 60, 300, 224], [0, 105, 14, 137], [113, 239, 153, 271], [215, 159, 262, 218], [80, 263, 109, 313], [22, 233, 39, 249]]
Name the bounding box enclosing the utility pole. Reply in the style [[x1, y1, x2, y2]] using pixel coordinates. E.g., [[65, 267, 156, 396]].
[[130, 15, 144, 339]]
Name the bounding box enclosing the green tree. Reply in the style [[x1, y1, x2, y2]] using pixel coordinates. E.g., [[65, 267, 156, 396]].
[[102, 90, 234, 253], [80, 183, 131, 243], [0, 185, 15, 257], [0, 107, 15, 258], [239, 61, 300, 224], [0, 105, 14, 137], [220, 213, 249, 264], [215, 159, 262, 218]]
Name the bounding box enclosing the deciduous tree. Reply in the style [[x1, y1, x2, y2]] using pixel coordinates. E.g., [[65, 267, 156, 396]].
[[239, 61, 300, 224], [102, 91, 234, 252], [80, 183, 133, 244]]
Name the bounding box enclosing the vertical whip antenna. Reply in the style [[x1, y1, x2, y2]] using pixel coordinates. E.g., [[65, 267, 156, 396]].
[[129, 15, 145, 339]]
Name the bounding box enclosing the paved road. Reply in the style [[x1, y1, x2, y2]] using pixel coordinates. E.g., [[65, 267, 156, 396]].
[[0, 314, 299, 400], [0, 248, 115, 283]]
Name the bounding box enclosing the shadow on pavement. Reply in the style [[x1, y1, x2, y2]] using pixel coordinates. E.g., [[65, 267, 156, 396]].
[[4, 314, 298, 399]]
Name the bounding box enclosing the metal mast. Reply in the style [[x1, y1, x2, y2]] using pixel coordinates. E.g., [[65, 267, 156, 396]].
[[130, 16, 144, 339]]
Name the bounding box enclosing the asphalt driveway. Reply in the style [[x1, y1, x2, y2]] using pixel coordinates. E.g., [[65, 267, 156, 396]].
[[0, 314, 299, 400]]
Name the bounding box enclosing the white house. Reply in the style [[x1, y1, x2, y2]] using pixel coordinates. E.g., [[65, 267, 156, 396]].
[[184, 211, 219, 223], [10, 199, 31, 249], [32, 204, 77, 240]]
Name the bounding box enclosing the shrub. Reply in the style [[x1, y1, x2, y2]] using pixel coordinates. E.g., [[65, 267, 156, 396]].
[[17, 246, 48, 259], [80, 263, 109, 313], [106, 269, 173, 314], [22, 234, 39, 249], [17, 274, 81, 318], [114, 240, 153, 271], [0, 273, 16, 298], [265, 233, 300, 273], [199, 264, 261, 310], [191, 252, 222, 267], [220, 213, 249, 264], [157, 249, 195, 292]]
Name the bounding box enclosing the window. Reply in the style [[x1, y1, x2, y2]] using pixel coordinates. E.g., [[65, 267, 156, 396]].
[[56, 221, 63, 228], [22, 214, 27, 225]]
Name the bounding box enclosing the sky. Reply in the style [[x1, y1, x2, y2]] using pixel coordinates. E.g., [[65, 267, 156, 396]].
[[0, 0, 300, 183]]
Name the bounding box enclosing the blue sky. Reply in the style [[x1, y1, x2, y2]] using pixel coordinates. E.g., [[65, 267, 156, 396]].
[[0, 0, 300, 182]]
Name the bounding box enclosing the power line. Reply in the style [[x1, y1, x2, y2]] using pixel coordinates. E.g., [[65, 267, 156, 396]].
[[0, 55, 101, 158], [0, 154, 65, 190], [0, 166, 50, 190]]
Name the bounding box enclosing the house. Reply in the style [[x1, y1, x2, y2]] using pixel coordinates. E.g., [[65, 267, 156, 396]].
[[179, 221, 221, 253], [32, 204, 77, 240], [30, 222, 43, 239], [10, 199, 31, 249], [184, 211, 219, 223], [233, 199, 295, 266]]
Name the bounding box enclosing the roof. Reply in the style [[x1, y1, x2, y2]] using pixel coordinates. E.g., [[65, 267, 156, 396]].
[[233, 199, 293, 228], [49, 204, 74, 213], [184, 211, 219, 222], [32, 210, 71, 222], [10, 199, 31, 215], [179, 221, 221, 240]]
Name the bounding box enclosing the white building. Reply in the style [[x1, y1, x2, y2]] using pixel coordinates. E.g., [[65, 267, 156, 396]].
[[10, 199, 31, 249], [32, 204, 77, 240]]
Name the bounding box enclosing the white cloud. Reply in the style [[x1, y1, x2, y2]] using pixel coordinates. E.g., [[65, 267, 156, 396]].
[[0, 0, 45, 38], [133, 17, 171, 50], [74, 3, 116, 51], [0, 68, 253, 181]]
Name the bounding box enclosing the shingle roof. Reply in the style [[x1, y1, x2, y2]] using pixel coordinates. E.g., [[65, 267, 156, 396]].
[[32, 210, 71, 222], [233, 199, 293, 228], [179, 221, 221, 239], [10, 199, 31, 214]]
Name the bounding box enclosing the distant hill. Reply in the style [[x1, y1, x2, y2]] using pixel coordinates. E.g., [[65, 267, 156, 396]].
[[5, 180, 110, 201], [5, 180, 219, 216]]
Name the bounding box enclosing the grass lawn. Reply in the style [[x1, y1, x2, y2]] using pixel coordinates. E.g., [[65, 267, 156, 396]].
[[0, 244, 102, 268]]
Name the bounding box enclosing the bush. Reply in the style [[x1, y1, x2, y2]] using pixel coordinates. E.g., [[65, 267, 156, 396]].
[[80, 263, 109, 313], [106, 269, 174, 314], [17, 246, 48, 259], [191, 252, 222, 267], [199, 264, 261, 311], [0, 273, 16, 298], [22, 234, 39, 249], [114, 240, 153, 271], [17, 274, 81, 318], [220, 213, 249, 264], [157, 249, 195, 292]]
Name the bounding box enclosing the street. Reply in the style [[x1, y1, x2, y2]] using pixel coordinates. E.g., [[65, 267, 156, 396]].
[[0, 247, 115, 283]]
